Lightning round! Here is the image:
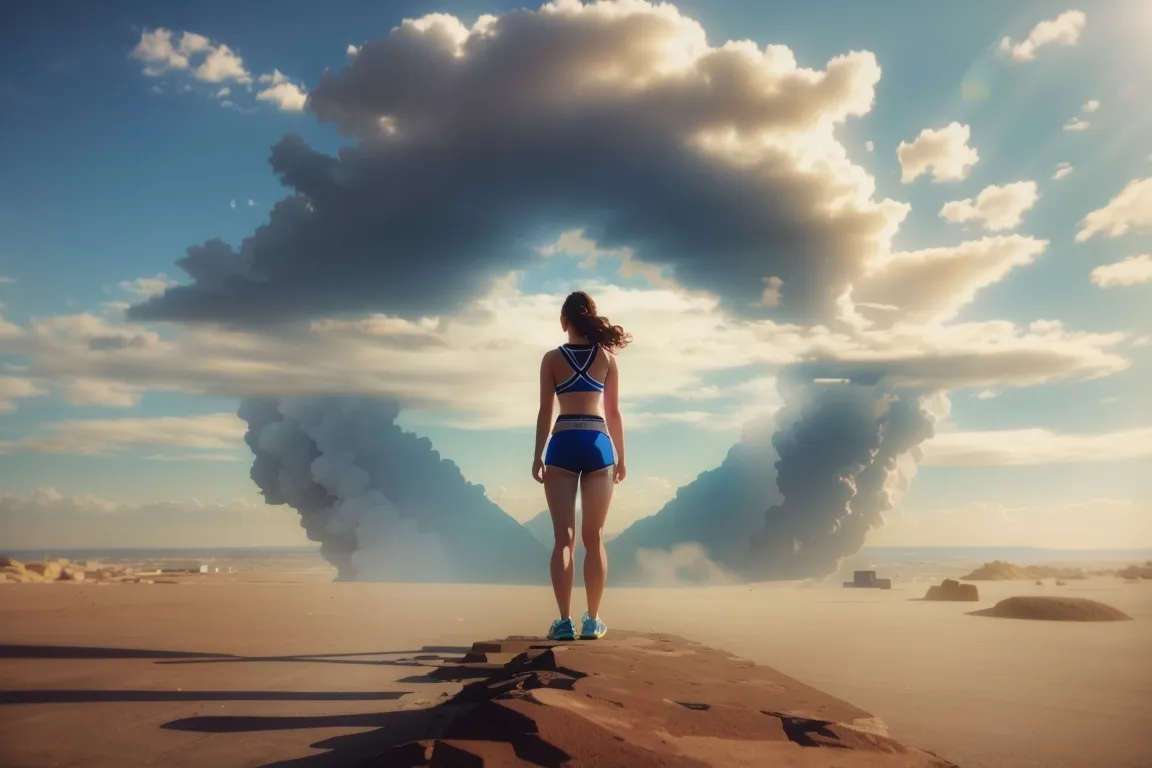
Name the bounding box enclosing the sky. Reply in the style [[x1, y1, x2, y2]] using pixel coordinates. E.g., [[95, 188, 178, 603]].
[[1, 0, 1150, 552]]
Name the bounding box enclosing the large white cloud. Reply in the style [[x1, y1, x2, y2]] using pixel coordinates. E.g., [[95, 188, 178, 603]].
[[128, 0, 912, 328], [999, 10, 1087, 63], [939, 181, 1039, 231], [1091, 255, 1152, 288], [896, 122, 979, 183], [1076, 178, 1152, 242]]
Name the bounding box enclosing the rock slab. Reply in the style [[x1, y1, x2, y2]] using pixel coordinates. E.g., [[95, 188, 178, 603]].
[[366, 630, 960, 766], [924, 579, 979, 602]]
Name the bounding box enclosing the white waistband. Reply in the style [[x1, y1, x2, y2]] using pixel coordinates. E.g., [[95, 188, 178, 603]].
[[552, 419, 609, 435]]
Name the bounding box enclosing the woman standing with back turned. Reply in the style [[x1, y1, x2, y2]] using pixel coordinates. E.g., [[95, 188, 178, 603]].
[[532, 291, 631, 641]]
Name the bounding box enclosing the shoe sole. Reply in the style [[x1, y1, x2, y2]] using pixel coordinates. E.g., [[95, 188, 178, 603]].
[[579, 628, 607, 640]]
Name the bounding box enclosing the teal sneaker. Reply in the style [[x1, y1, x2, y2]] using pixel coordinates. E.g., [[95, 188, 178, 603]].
[[580, 611, 607, 639], [547, 616, 576, 641]]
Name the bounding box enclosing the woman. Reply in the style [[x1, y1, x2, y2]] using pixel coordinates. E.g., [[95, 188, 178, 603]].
[[532, 290, 631, 641]]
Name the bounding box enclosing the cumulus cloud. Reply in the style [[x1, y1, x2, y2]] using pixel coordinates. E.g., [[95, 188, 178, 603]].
[[1091, 254, 1152, 288], [1081, 99, 1100, 113], [256, 70, 308, 112], [9, 412, 244, 456], [127, 1, 908, 328], [850, 235, 1048, 326], [999, 10, 1087, 63], [939, 181, 1039, 231], [922, 426, 1152, 466], [1053, 162, 1073, 181], [130, 28, 309, 111], [0, 488, 306, 549], [1076, 178, 1152, 241], [0, 376, 47, 413], [897, 122, 979, 183], [131, 28, 251, 84]]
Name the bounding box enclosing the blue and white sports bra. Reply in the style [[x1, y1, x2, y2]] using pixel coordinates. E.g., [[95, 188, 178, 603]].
[[554, 344, 605, 395]]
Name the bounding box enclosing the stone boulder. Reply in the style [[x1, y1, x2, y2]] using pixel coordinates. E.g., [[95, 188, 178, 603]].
[[923, 578, 979, 602], [23, 561, 63, 581]]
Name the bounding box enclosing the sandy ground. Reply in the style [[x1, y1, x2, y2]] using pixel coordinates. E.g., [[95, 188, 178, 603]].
[[1, 576, 1149, 768]]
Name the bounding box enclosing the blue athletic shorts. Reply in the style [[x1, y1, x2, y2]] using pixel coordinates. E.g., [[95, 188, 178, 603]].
[[544, 414, 616, 474]]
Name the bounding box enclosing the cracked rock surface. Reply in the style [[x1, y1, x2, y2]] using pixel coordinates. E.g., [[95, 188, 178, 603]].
[[367, 630, 960, 767]]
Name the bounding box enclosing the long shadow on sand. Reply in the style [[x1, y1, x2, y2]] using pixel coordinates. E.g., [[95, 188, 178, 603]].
[[163, 708, 447, 766], [0, 643, 470, 667], [0, 690, 411, 705]]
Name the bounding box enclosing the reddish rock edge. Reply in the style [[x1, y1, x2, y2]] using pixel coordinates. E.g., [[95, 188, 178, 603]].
[[366, 630, 960, 767]]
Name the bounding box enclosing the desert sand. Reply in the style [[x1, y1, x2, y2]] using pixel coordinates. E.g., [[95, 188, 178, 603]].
[[1, 575, 1149, 767]]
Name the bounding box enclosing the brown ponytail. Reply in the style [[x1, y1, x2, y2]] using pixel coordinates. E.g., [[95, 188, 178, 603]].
[[561, 291, 632, 351]]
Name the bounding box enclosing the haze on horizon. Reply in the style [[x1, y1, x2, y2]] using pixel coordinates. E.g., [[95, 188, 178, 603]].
[[1, 0, 1150, 563]]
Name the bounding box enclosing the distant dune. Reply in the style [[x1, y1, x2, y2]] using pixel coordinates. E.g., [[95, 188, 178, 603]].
[[970, 596, 1132, 622], [961, 560, 1087, 581]]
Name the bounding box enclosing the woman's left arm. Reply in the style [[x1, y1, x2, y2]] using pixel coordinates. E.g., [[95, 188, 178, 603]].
[[533, 353, 555, 477]]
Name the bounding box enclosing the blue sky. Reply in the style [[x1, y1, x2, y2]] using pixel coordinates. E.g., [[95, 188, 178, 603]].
[[1, 0, 1150, 550]]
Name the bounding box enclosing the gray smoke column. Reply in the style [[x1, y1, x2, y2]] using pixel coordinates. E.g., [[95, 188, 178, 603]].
[[746, 372, 946, 580], [239, 396, 547, 582]]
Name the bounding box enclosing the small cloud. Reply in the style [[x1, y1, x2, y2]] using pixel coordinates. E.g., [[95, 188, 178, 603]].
[[119, 274, 176, 299], [214, 87, 231, 98], [1053, 162, 1073, 180], [897, 122, 980, 183], [864, 140, 874, 152], [1081, 99, 1100, 113], [256, 69, 307, 112], [247, 199, 258, 207], [975, 389, 999, 400], [347, 44, 360, 57], [1064, 117, 1090, 132], [1090, 254, 1152, 288], [999, 10, 1087, 63], [939, 181, 1039, 231], [230, 199, 237, 209], [0, 276, 15, 284], [1076, 178, 1152, 242]]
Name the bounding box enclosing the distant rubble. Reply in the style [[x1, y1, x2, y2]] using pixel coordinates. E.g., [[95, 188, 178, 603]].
[[1116, 561, 1152, 580], [960, 560, 1087, 581], [0, 556, 177, 585], [923, 578, 979, 602]]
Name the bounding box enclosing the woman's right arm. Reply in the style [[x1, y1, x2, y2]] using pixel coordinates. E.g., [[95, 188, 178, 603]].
[[603, 352, 626, 482]]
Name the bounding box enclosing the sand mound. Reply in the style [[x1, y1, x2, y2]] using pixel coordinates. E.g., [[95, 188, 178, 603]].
[[923, 579, 979, 602], [368, 631, 959, 766], [961, 560, 1086, 581], [970, 596, 1132, 622]]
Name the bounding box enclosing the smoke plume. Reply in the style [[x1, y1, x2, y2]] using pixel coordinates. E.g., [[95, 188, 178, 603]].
[[745, 373, 946, 580], [239, 396, 547, 582]]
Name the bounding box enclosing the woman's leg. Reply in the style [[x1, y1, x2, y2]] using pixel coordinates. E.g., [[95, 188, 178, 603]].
[[579, 465, 615, 619], [544, 465, 580, 619]]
